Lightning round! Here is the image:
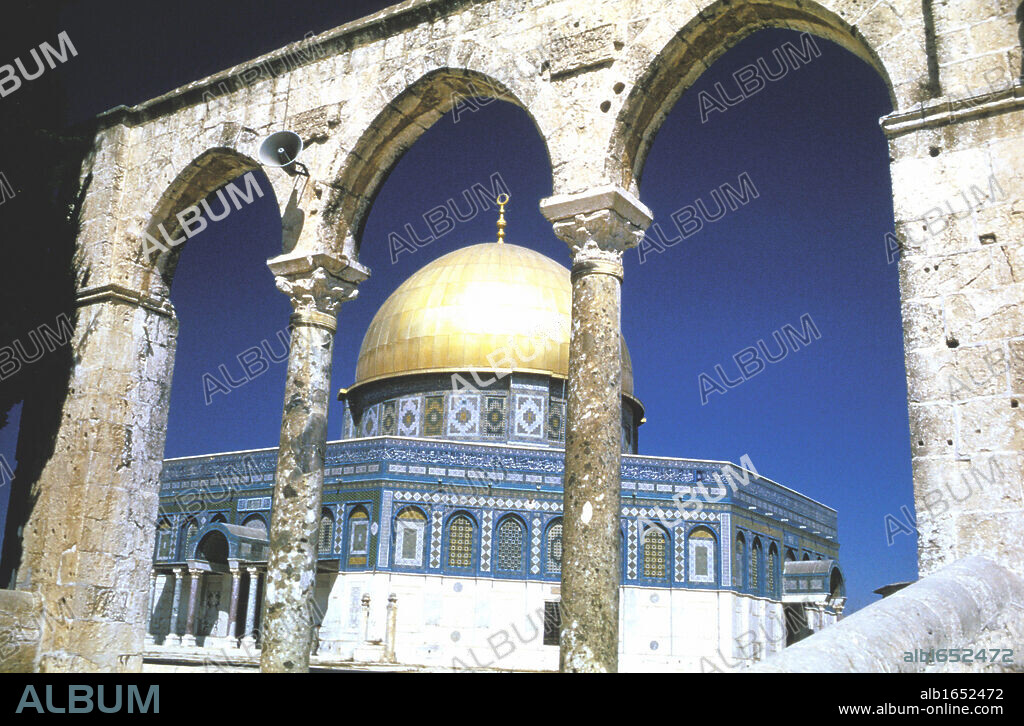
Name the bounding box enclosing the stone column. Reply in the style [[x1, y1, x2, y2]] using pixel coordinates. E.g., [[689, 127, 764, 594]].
[[241, 567, 260, 650], [168, 567, 185, 645], [259, 252, 366, 673], [383, 593, 398, 663], [144, 571, 158, 646], [181, 568, 202, 647], [226, 566, 242, 646], [540, 186, 651, 673], [361, 592, 371, 642]]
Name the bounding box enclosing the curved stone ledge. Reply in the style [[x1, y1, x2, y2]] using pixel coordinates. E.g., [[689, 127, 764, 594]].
[[748, 556, 1024, 673]]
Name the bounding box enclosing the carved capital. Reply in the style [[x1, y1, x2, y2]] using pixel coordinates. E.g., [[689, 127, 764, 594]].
[[267, 251, 370, 332], [539, 185, 652, 280]]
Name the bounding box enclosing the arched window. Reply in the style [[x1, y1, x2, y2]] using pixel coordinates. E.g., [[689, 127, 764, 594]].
[[642, 526, 668, 580], [785, 548, 797, 562], [802, 552, 810, 561], [496, 516, 525, 572], [393, 507, 427, 568], [211, 513, 227, 524], [180, 519, 198, 560], [688, 527, 716, 584], [318, 510, 334, 554], [347, 506, 369, 567], [242, 514, 267, 534], [156, 519, 173, 559], [829, 567, 846, 600], [546, 520, 563, 575], [751, 539, 762, 592], [446, 514, 475, 570], [734, 533, 746, 588]]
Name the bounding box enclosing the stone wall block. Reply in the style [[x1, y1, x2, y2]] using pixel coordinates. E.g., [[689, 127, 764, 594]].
[[1008, 340, 1024, 392], [908, 401, 957, 456], [957, 398, 1024, 453], [904, 348, 956, 402], [899, 248, 1007, 300], [900, 298, 945, 351], [957, 511, 1024, 575], [944, 284, 1024, 345], [914, 453, 1024, 513]]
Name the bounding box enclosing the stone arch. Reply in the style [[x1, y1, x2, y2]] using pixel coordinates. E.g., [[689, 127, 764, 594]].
[[319, 67, 554, 260], [241, 513, 268, 534], [829, 565, 846, 599], [195, 530, 229, 565], [138, 147, 271, 299], [609, 0, 900, 192], [179, 517, 199, 560]]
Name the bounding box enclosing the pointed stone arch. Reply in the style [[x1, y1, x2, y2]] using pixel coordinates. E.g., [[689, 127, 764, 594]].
[[318, 67, 555, 260], [138, 147, 273, 299], [608, 0, 902, 192]]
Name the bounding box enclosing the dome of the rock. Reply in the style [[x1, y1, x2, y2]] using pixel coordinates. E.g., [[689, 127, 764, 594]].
[[352, 242, 634, 395]]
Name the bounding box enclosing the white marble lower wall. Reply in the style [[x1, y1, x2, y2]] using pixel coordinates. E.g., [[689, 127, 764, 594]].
[[315, 573, 785, 672]]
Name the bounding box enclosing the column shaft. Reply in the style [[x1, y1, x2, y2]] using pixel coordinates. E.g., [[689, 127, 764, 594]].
[[260, 252, 365, 673], [146, 573, 158, 635], [261, 319, 333, 671], [226, 569, 242, 641], [540, 185, 652, 674], [243, 568, 259, 645], [169, 568, 184, 641], [561, 268, 623, 672], [384, 593, 398, 663], [183, 571, 201, 644]]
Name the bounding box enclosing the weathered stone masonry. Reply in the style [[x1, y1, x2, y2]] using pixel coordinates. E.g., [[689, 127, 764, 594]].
[[0, 0, 1021, 672]]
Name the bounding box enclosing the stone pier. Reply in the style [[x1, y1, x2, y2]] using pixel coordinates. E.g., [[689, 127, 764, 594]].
[[259, 252, 366, 673], [541, 187, 651, 672], [12, 282, 178, 671]]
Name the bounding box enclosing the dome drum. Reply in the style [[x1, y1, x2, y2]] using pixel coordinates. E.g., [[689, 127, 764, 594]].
[[341, 370, 642, 453]]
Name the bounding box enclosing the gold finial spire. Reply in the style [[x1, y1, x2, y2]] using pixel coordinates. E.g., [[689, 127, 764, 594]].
[[496, 193, 509, 243]]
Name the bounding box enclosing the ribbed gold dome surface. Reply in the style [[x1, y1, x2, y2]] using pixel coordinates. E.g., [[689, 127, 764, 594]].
[[354, 243, 634, 395]]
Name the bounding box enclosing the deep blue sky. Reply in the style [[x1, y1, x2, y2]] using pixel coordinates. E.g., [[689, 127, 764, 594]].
[[0, 1, 915, 613]]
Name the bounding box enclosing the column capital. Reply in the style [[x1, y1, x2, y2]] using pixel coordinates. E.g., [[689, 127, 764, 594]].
[[267, 251, 370, 332], [539, 185, 652, 280]]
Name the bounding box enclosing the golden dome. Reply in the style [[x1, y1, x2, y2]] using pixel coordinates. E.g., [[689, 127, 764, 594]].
[[353, 242, 634, 396]]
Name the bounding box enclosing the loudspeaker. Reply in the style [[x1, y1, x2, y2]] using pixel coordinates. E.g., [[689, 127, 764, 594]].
[[258, 130, 303, 168]]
